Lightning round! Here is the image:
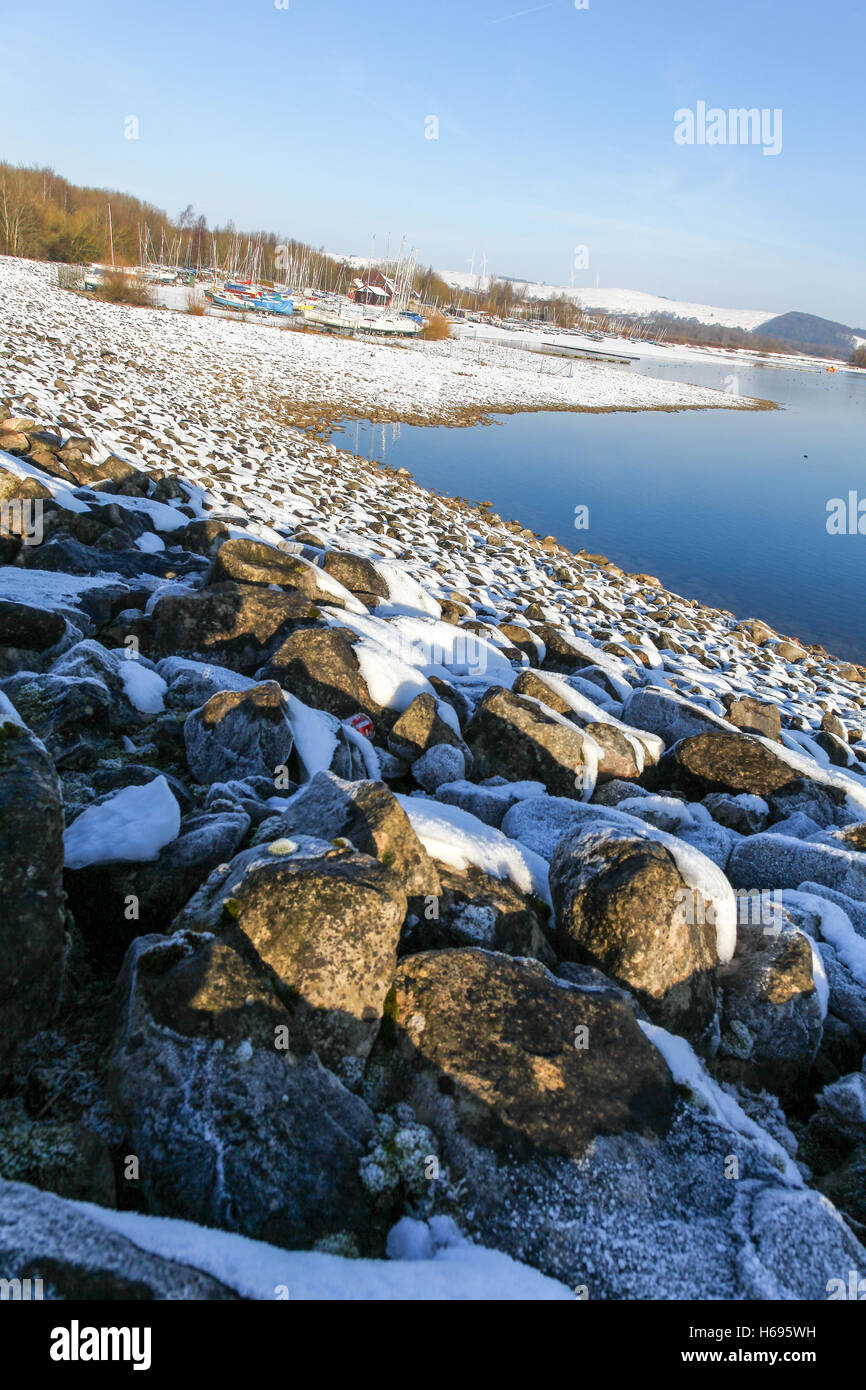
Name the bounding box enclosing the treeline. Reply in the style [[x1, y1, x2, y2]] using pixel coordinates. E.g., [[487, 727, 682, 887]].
[[0, 161, 452, 302], [466, 277, 588, 328], [0, 164, 176, 265]]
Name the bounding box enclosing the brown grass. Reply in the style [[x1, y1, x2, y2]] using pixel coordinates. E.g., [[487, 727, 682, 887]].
[[419, 312, 452, 341], [92, 271, 154, 307], [185, 289, 206, 315]]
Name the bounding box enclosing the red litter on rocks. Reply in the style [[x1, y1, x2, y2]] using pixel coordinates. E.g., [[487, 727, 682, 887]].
[[346, 713, 375, 739]]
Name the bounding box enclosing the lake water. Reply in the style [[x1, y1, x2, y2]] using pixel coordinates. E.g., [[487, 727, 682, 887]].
[[331, 356, 866, 664]]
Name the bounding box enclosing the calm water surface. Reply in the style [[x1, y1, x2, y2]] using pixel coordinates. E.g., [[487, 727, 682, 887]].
[[331, 356, 866, 663]]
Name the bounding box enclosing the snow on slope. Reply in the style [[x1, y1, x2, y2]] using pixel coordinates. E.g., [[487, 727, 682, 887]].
[[438, 269, 775, 332]]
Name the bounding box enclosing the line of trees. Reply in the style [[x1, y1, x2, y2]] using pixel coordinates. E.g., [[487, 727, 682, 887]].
[[0, 161, 454, 304]]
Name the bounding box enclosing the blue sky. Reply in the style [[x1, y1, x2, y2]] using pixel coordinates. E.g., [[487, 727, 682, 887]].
[[2, 0, 864, 322]]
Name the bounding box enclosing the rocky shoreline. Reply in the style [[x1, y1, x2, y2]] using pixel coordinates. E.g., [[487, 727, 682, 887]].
[[1, 259, 865, 1300]]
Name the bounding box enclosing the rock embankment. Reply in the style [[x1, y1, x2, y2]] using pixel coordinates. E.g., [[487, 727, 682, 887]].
[[0, 262, 865, 1299]]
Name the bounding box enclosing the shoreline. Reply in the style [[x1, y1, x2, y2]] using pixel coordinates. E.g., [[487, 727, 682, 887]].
[[0, 253, 850, 672], [317, 392, 778, 435]]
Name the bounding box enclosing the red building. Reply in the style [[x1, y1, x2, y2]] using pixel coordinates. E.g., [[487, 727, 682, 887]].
[[350, 269, 395, 306]]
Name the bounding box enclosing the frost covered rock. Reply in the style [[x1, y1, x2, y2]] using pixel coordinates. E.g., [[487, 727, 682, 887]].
[[412, 743, 465, 793], [410, 1009, 865, 1301], [722, 692, 782, 741], [729, 833, 866, 899], [211, 537, 361, 611], [703, 791, 770, 836], [150, 581, 322, 673], [1, 669, 112, 768], [184, 681, 293, 785], [550, 828, 721, 1044], [500, 794, 613, 860], [365, 948, 674, 1161], [401, 861, 555, 965], [0, 705, 66, 1084], [108, 931, 374, 1248], [465, 686, 600, 800], [813, 1072, 866, 1141], [0, 1178, 238, 1299], [252, 771, 440, 897], [174, 838, 407, 1069], [802, 1074, 866, 1231], [434, 777, 545, 829], [621, 685, 733, 745], [50, 639, 166, 726], [260, 626, 377, 721], [645, 728, 847, 810], [712, 923, 823, 1102], [387, 691, 465, 759], [158, 655, 256, 711]]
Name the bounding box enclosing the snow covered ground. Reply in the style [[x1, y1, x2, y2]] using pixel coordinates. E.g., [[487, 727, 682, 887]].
[[0, 259, 762, 433], [72, 1205, 573, 1299]]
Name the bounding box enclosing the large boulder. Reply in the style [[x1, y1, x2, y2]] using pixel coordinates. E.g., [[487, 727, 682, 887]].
[[621, 686, 732, 745], [174, 837, 407, 1071], [259, 627, 377, 722], [400, 863, 555, 965], [184, 681, 293, 785], [150, 582, 322, 673], [251, 771, 440, 898], [211, 537, 360, 611], [0, 671, 112, 768], [365, 948, 675, 1161], [722, 693, 782, 741], [729, 833, 866, 899], [0, 1179, 237, 1299], [465, 686, 601, 800], [322, 549, 389, 609], [0, 705, 66, 1083], [387, 692, 464, 759], [549, 828, 721, 1044], [108, 931, 374, 1248], [421, 1099, 866, 1300], [644, 729, 846, 810], [712, 923, 823, 1103]]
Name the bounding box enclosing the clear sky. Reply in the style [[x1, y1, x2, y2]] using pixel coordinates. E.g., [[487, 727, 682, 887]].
[[2, 0, 864, 323]]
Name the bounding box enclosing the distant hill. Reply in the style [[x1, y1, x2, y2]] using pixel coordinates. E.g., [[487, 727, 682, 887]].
[[755, 311, 863, 356]]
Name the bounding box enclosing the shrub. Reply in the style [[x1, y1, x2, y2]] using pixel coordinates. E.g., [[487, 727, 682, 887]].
[[419, 312, 452, 341], [92, 271, 153, 307], [185, 289, 206, 315]]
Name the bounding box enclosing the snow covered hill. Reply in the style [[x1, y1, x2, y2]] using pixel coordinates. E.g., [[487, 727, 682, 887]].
[[438, 269, 776, 332]]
